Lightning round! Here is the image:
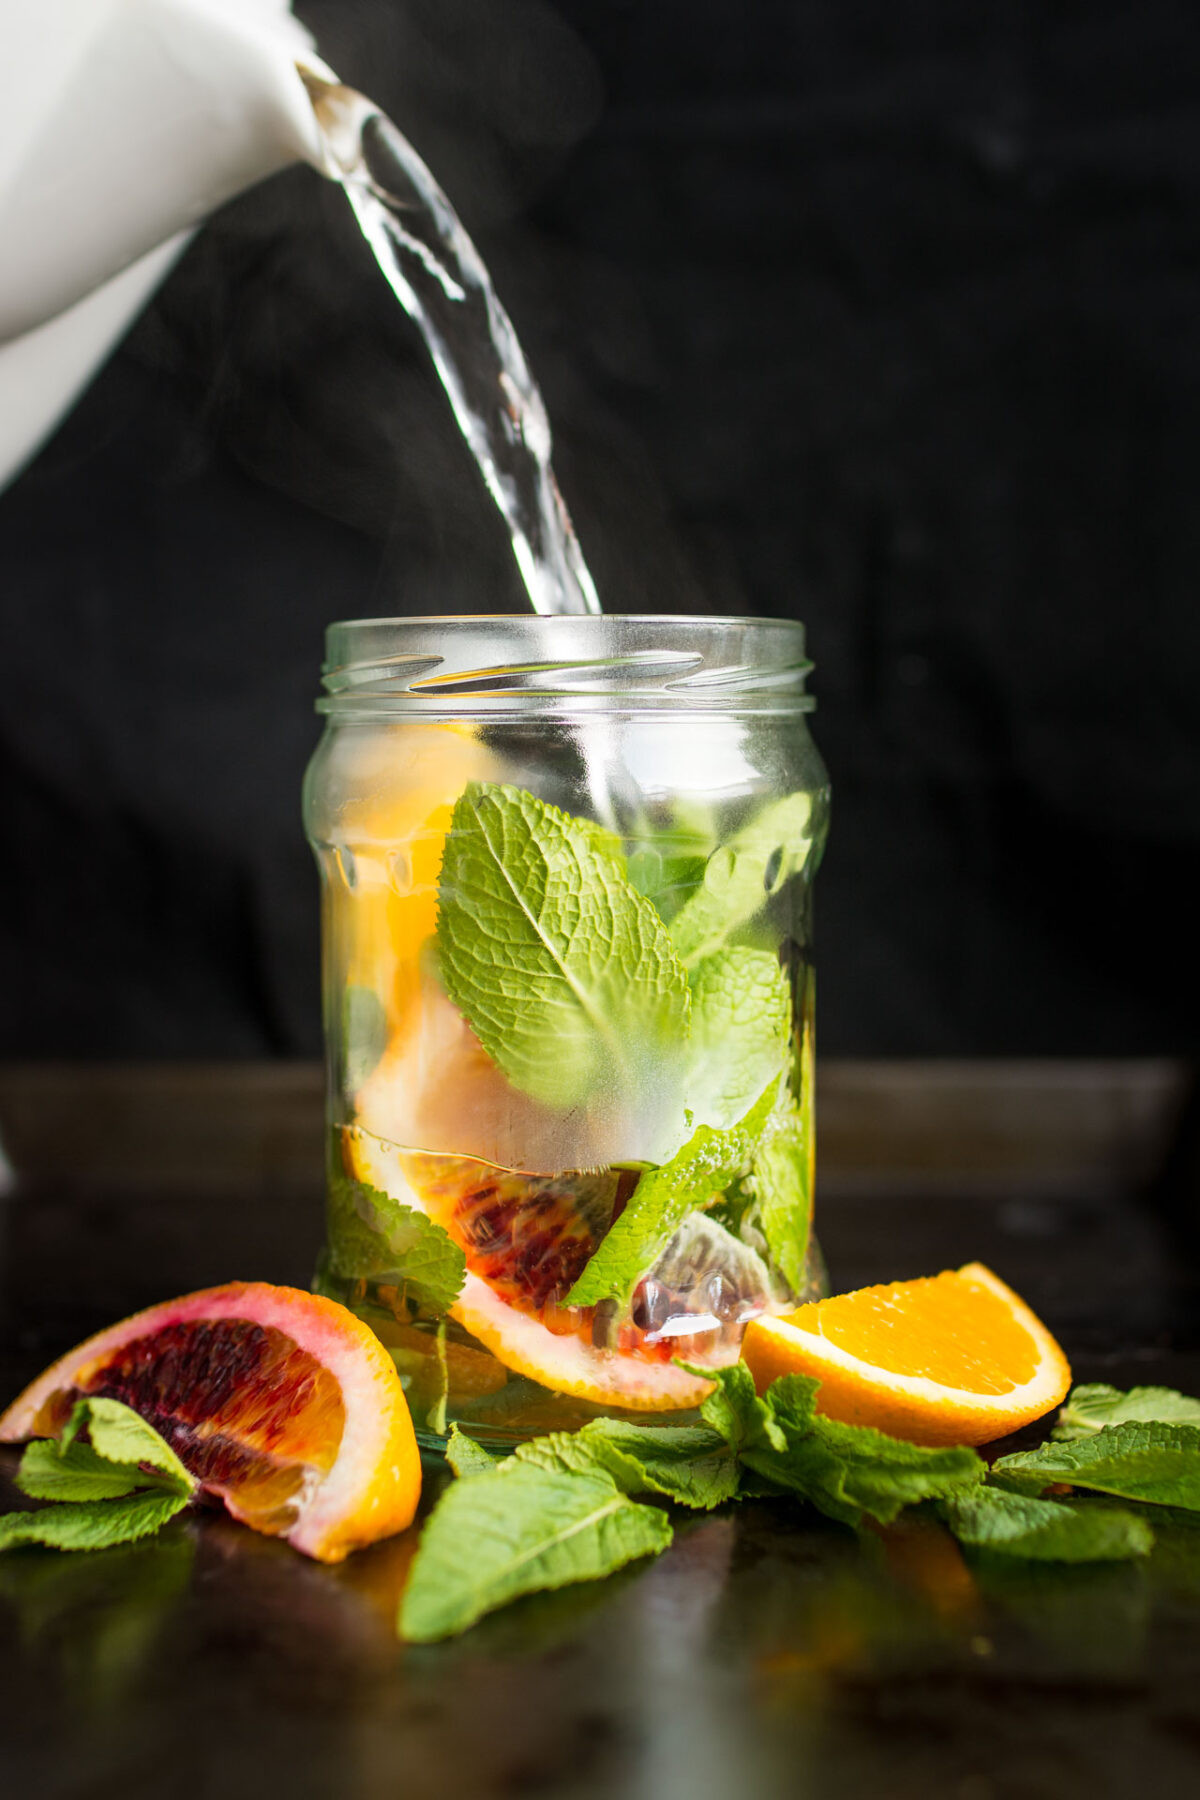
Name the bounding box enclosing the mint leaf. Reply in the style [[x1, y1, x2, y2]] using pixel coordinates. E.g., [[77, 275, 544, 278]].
[[327, 1165, 465, 1316], [447, 1417, 736, 1509], [628, 847, 711, 923], [515, 1420, 738, 1510], [567, 1082, 777, 1308], [1053, 1384, 1200, 1441], [941, 1487, 1154, 1562], [1, 1399, 195, 1555], [574, 815, 627, 869], [994, 1421, 1200, 1511], [684, 1363, 982, 1528], [746, 1415, 985, 1528], [626, 801, 716, 924], [0, 1490, 189, 1553], [66, 1398, 193, 1493], [751, 963, 815, 1295], [445, 1425, 502, 1478], [682, 1360, 790, 1458], [668, 792, 814, 968], [436, 781, 690, 1113], [685, 948, 790, 1130], [708, 1371, 985, 1528], [399, 1463, 672, 1641], [18, 1398, 193, 1503], [16, 1441, 146, 1503], [750, 1105, 812, 1296]]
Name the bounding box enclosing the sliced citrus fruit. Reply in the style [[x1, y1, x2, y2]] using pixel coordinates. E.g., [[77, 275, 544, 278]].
[[322, 721, 497, 1040], [741, 1261, 1071, 1446], [0, 1282, 421, 1563], [346, 1126, 728, 1412], [354, 974, 585, 1174]]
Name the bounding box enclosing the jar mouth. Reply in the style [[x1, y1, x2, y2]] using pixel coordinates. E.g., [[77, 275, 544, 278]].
[[317, 614, 814, 716]]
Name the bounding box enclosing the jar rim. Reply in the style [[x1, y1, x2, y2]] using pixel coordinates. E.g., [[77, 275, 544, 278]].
[[317, 613, 815, 717]]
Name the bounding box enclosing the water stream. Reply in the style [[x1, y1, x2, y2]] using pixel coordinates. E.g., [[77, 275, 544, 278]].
[[305, 78, 601, 620]]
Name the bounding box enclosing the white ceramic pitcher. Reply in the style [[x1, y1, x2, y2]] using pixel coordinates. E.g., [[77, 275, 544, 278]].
[[0, 0, 338, 490]]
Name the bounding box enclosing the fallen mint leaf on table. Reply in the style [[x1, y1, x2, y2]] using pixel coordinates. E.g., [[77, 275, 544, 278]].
[[0, 1489, 190, 1553], [58, 1397, 193, 1492], [1, 1398, 194, 1554], [1053, 1383, 1200, 1441], [749, 1412, 985, 1529], [993, 1421, 1200, 1511], [446, 1418, 739, 1510], [399, 1461, 672, 1642], [16, 1439, 153, 1504], [683, 1359, 789, 1459], [687, 1366, 984, 1526], [326, 1163, 465, 1316], [436, 781, 691, 1114], [516, 1420, 739, 1511], [941, 1486, 1153, 1562]]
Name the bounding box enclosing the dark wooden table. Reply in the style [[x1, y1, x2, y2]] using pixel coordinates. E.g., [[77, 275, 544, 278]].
[[1, 1063, 1198, 1800]]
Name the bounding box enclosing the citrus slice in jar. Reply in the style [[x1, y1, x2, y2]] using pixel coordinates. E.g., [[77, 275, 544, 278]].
[[0, 1283, 421, 1562], [331, 721, 498, 1041], [347, 1128, 721, 1412], [741, 1262, 1071, 1445]]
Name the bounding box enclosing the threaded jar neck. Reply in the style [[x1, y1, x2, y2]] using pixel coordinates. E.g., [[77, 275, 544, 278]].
[[317, 615, 814, 717]]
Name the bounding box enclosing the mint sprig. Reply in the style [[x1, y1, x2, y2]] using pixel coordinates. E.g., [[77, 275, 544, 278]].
[[565, 1082, 778, 1309], [939, 1487, 1154, 1562], [689, 1364, 985, 1526], [684, 947, 791, 1131], [326, 1159, 466, 1317], [436, 781, 691, 1114], [445, 1418, 740, 1510], [399, 1461, 672, 1643], [431, 782, 820, 1307], [520, 1420, 739, 1511], [1052, 1383, 1200, 1440], [0, 1490, 192, 1553], [410, 1375, 1200, 1639], [749, 1104, 812, 1295], [667, 791, 814, 968], [0, 1398, 193, 1555], [993, 1420, 1200, 1511], [690, 1359, 787, 1459]]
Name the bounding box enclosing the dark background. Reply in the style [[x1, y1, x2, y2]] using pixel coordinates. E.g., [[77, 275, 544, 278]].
[[2, 0, 1199, 1059]]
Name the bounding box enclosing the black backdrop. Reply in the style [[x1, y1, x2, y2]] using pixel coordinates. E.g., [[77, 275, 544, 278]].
[[2, 0, 1199, 1058]]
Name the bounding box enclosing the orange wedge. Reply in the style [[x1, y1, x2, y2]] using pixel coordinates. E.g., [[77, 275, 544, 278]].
[[0, 1283, 421, 1562], [327, 722, 496, 1040], [741, 1262, 1071, 1446]]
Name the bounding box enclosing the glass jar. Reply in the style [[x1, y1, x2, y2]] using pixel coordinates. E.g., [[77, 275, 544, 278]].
[[303, 615, 830, 1444]]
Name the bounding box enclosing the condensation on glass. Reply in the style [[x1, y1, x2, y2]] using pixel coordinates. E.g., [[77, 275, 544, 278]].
[[303, 616, 830, 1444]]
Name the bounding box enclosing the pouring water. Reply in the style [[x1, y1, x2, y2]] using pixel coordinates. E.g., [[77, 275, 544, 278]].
[[305, 78, 601, 622]]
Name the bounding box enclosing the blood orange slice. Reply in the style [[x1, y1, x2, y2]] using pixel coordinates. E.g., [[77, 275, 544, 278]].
[[346, 1127, 727, 1413], [0, 1283, 421, 1563]]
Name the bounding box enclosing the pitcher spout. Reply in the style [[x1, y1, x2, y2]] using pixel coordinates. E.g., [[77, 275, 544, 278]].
[[0, 0, 335, 346]]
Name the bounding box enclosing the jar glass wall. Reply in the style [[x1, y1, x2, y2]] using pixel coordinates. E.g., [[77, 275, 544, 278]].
[[303, 616, 830, 1443]]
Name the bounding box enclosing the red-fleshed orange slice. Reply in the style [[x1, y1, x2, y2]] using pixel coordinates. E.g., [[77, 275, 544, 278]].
[[0, 1283, 421, 1563], [347, 1128, 721, 1412]]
